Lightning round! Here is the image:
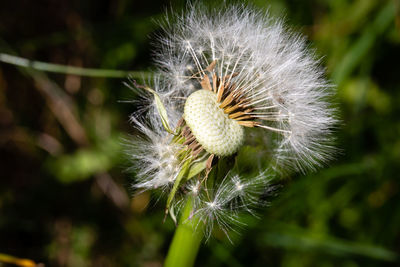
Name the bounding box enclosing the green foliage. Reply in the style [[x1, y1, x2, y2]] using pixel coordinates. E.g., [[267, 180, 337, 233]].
[[0, 0, 399, 266], [47, 135, 122, 183]]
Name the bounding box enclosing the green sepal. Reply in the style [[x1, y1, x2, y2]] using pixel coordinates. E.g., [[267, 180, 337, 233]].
[[141, 85, 175, 135], [166, 157, 208, 221], [167, 159, 191, 211], [169, 203, 178, 225], [186, 159, 207, 181]]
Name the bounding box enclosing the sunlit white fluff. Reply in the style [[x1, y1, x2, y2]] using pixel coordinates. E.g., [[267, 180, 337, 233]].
[[127, 3, 337, 239], [155, 3, 337, 172], [191, 171, 275, 240], [126, 77, 184, 190], [127, 117, 181, 190]]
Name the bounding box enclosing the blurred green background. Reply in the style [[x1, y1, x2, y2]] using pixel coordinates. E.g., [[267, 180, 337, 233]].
[[1, 0, 399, 266]]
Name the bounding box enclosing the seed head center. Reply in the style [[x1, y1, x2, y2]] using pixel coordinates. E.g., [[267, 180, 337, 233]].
[[184, 89, 244, 156]]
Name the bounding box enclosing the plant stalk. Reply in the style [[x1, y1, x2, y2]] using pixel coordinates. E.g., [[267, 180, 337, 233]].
[[164, 198, 203, 267], [0, 53, 151, 78]]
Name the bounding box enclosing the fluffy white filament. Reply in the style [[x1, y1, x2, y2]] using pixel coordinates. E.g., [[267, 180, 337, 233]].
[[155, 3, 337, 172], [128, 3, 337, 238]]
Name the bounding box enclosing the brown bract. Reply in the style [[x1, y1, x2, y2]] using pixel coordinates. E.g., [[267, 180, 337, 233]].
[[198, 60, 259, 128]]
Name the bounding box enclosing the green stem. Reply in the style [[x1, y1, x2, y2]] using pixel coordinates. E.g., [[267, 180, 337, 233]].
[[164, 198, 203, 267], [0, 53, 151, 78]]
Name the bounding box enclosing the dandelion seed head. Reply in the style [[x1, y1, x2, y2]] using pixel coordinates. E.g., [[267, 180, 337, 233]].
[[128, 3, 337, 239], [156, 3, 337, 172]]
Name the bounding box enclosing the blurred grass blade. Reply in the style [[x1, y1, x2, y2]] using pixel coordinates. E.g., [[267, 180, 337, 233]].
[[332, 1, 395, 85], [261, 221, 398, 261], [0, 52, 151, 78], [33, 72, 89, 146]]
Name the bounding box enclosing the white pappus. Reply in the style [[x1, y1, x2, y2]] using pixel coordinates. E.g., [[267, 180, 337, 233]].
[[127, 3, 337, 238], [155, 3, 337, 172]]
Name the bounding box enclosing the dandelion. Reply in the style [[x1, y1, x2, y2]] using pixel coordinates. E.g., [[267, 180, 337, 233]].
[[155, 4, 337, 172], [127, 3, 336, 266]]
